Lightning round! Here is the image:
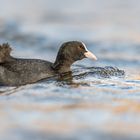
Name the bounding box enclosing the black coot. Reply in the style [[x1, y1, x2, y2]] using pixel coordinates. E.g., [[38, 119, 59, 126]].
[[0, 41, 97, 86]]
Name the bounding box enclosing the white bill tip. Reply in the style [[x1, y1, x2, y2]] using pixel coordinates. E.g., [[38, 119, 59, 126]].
[[81, 42, 97, 60], [84, 51, 97, 60]]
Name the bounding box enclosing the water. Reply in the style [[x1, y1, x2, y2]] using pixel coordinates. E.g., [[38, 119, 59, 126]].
[[0, 0, 140, 140]]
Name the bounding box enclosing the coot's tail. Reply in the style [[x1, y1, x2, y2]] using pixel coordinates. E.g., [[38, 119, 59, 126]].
[[0, 43, 12, 63]]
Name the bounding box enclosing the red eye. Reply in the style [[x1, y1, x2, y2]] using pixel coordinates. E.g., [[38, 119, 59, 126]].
[[79, 45, 83, 49]]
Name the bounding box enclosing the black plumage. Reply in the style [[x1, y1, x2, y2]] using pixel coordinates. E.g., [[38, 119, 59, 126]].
[[0, 41, 97, 86]]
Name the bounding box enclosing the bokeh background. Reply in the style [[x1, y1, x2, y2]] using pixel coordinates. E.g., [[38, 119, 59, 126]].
[[1, 0, 140, 42], [0, 0, 140, 140]]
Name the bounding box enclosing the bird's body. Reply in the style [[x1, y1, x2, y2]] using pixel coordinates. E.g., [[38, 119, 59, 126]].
[[0, 58, 54, 86], [0, 41, 97, 86]]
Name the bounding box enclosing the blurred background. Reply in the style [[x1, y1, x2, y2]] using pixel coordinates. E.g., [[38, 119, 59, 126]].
[[0, 0, 140, 140], [0, 0, 140, 42]]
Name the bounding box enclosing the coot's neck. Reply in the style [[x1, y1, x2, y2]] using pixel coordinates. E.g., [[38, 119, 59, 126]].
[[52, 59, 74, 73]]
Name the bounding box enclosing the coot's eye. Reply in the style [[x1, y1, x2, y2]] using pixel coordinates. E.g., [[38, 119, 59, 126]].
[[79, 45, 83, 49]]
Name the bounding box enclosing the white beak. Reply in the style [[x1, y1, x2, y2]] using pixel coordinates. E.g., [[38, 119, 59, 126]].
[[81, 42, 97, 60], [84, 51, 97, 60]]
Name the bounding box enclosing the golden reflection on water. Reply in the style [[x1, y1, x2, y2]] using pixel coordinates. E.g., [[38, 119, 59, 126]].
[[0, 98, 140, 135]]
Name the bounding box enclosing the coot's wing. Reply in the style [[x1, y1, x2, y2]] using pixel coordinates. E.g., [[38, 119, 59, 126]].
[[0, 43, 12, 63]]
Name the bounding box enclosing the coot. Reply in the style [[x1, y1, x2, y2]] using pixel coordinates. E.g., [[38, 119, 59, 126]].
[[0, 41, 97, 86]]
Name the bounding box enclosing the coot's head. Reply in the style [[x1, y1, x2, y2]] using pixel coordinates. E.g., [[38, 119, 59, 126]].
[[52, 41, 97, 73]]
